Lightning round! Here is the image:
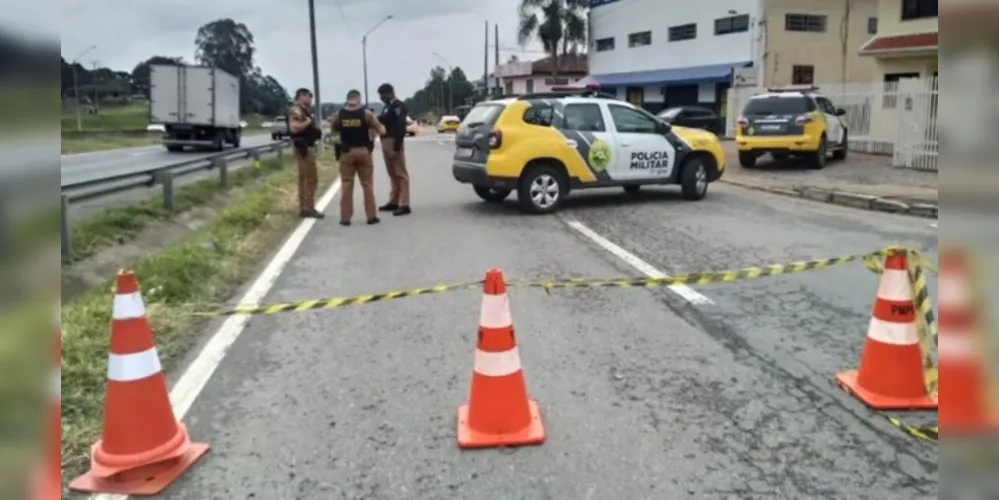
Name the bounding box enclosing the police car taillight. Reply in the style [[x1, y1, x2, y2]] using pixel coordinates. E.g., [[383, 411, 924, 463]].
[[488, 130, 502, 149], [736, 116, 749, 126], [795, 114, 814, 126]]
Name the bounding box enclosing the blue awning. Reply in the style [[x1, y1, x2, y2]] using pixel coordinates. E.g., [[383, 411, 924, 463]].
[[582, 62, 752, 87]]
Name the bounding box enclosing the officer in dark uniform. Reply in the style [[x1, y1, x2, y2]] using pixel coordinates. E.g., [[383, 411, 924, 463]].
[[330, 90, 386, 226], [376, 83, 411, 216], [287, 88, 324, 219]]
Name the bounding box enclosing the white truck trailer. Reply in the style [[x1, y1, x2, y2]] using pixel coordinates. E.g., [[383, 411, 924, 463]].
[[149, 64, 241, 152]]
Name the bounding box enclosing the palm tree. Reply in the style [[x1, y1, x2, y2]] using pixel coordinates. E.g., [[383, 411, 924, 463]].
[[517, 0, 588, 78]]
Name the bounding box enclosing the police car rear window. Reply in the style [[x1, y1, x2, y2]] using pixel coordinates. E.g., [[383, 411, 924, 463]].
[[743, 96, 815, 116], [463, 104, 504, 127]]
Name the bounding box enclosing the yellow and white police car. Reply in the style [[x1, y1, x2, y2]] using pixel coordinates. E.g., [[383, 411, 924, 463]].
[[451, 84, 726, 214]]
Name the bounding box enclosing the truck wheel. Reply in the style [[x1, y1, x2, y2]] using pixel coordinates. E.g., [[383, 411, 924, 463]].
[[232, 130, 241, 148], [213, 133, 224, 151]]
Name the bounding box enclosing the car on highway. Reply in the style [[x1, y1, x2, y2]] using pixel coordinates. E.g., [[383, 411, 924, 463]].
[[657, 105, 723, 135], [406, 117, 419, 136], [735, 85, 849, 169], [270, 116, 289, 140], [451, 83, 726, 214], [437, 115, 461, 133]]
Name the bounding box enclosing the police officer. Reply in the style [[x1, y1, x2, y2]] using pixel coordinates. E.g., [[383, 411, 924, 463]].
[[330, 90, 386, 226], [376, 83, 411, 216], [287, 88, 324, 219]]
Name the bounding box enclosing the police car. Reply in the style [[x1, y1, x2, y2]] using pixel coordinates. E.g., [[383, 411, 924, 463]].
[[735, 85, 849, 169], [451, 84, 726, 214]]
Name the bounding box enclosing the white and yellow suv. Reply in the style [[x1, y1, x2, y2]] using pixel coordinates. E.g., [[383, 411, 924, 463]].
[[735, 85, 849, 169], [450, 84, 727, 214]]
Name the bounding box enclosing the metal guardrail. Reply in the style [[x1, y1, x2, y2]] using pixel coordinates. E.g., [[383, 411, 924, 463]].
[[60, 142, 291, 259]]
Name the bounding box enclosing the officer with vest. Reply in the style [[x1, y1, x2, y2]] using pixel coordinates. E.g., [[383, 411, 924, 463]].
[[376, 83, 411, 216], [287, 88, 324, 219], [330, 90, 386, 226]]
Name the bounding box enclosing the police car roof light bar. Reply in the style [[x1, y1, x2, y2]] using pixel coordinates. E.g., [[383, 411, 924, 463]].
[[767, 84, 820, 93]]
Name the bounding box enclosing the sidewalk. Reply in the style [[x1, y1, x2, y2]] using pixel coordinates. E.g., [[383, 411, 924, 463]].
[[718, 141, 938, 218]]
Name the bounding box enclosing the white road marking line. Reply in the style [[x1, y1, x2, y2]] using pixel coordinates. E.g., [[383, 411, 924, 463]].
[[131, 150, 157, 157], [90, 179, 342, 500], [929, 223, 937, 229], [563, 218, 715, 306]]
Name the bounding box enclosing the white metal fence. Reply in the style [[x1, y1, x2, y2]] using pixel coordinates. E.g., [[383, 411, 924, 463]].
[[725, 77, 939, 171]]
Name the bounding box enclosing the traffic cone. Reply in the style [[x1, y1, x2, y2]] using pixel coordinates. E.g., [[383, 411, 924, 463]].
[[457, 269, 545, 449], [938, 249, 999, 433], [32, 304, 61, 500], [68, 270, 209, 495], [836, 252, 937, 410]]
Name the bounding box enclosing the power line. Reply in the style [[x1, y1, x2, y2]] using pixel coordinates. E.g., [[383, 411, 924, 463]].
[[329, 0, 358, 41]]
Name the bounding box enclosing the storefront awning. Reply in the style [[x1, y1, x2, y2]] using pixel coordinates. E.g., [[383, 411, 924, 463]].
[[581, 61, 752, 87], [858, 32, 938, 56]]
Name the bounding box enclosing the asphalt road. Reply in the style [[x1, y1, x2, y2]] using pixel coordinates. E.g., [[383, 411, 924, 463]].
[[60, 134, 275, 186], [149, 132, 938, 500]]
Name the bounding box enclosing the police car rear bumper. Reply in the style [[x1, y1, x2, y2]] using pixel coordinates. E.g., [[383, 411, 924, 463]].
[[452, 162, 517, 189]]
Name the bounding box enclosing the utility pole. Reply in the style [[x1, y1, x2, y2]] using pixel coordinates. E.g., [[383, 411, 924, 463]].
[[307, 0, 324, 157], [90, 61, 100, 113], [483, 21, 489, 98], [71, 45, 97, 132], [494, 24, 500, 94], [363, 15, 393, 109]]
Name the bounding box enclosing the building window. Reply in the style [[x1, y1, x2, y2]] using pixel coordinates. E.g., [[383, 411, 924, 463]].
[[901, 0, 938, 20], [867, 17, 878, 34], [544, 77, 569, 85], [668, 23, 697, 42], [882, 72, 920, 108], [785, 14, 827, 32], [595, 37, 615, 52], [628, 31, 652, 47], [714, 14, 749, 35], [526, 79, 534, 93], [504, 81, 514, 94], [792, 65, 814, 84]]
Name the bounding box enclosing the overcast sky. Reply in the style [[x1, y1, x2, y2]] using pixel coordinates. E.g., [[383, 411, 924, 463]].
[[56, 0, 550, 101]]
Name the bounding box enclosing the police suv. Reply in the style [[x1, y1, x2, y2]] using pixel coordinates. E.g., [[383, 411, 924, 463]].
[[451, 84, 727, 214]]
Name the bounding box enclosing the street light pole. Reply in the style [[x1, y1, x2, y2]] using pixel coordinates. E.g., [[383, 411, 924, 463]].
[[432, 52, 454, 114], [72, 45, 96, 132], [362, 15, 393, 109]]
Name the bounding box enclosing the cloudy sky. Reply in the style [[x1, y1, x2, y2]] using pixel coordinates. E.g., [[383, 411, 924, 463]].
[[57, 0, 550, 101]]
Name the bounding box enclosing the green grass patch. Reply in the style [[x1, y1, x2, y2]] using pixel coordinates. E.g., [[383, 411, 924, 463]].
[[60, 134, 161, 154], [65, 156, 290, 264], [60, 156, 337, 490], [61, 104, 150, 131]]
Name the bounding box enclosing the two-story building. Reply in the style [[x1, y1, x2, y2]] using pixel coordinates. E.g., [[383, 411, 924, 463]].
[[584, 0, 879, 115], [494, 55, 589, 95], [858, 0, 937, 82]]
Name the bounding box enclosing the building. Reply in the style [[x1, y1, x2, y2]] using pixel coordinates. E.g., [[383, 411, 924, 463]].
[[494, 55, 588, 95], [584, 0, 878, 115], [858, 0, 938, 82]]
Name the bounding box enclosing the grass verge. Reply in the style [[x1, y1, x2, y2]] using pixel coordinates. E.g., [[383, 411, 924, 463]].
[[61, 134, 160, 154], [66, 155, 288, 265], [60, 155, 338, 489]]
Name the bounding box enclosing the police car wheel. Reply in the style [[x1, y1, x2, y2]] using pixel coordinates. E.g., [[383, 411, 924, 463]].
[[807, 136, 827, 169], [738, 152, 757, 168], [680, 156, 709, 201], [832, 130, 848, 160], [473, 186, 511, 203], [518, 165, 565, 214]]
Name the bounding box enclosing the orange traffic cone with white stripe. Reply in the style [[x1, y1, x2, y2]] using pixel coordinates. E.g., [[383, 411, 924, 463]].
[[457, 269, 545, 449], [938, 249, 999, 433], [32, 304, 61, 500], [836, 252, 937, 410], [69, 270, 209, 495]]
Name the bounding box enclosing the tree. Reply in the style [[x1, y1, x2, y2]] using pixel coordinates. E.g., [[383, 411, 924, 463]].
[[130, 56, 185, 98], [516, 0, 588, 77], [194, 19, 256, 78]]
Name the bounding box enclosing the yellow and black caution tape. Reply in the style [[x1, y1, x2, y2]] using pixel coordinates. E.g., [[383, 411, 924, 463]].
[[883, 415, 938, 442], [196, 248, 897, 317]]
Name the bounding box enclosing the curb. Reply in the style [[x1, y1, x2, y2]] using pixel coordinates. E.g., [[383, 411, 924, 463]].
[[719, 179, 938, 219]]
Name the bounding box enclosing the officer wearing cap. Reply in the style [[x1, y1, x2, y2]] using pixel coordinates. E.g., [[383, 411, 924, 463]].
[[329, 90, 386, 226], [375, 83, 411, 216], [287, 88, 324, 219]]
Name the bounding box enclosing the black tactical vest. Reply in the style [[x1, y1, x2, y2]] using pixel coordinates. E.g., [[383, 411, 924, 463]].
[[337, 107, 371, 149]]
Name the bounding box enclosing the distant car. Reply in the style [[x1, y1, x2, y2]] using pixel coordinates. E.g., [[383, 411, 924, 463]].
[[406, 117, 419, 136], [437, 115, 461, 133], [270, 116, 289, 140], [657, 106, 723, 135]]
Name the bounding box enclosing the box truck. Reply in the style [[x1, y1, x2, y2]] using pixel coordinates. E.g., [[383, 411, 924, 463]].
[[150, 64, 241, 152]]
